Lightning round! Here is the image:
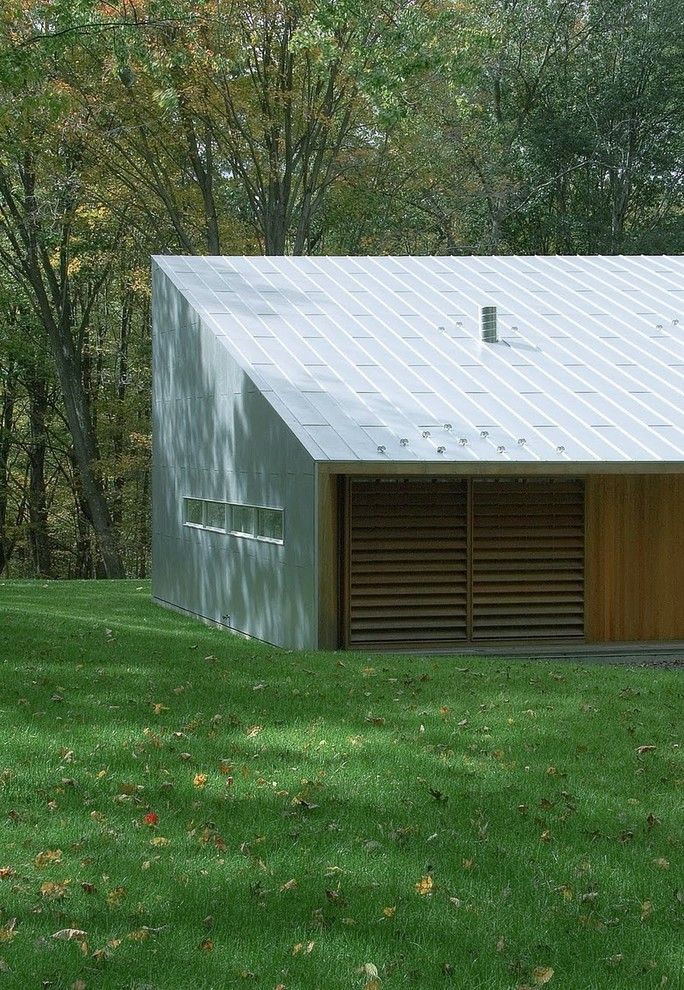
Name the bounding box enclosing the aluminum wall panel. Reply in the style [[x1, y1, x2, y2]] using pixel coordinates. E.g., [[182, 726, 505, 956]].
[[152, 263, 317, 649]]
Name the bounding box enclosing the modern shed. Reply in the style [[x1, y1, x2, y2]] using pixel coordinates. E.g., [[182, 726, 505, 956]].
[[152, 254, 684, 652]]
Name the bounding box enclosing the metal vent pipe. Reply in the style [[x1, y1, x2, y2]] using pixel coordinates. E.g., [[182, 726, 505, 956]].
[[480, 305, 497, 343]]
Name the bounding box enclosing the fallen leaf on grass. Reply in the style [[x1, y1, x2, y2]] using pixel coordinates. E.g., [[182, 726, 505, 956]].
[[532, 966, 554, 985], [641, 900, 653, 921], [118, 782, 141, 796], [143, 812, 159, 826], [636, 745, 656, 755], [280, 879, 298, 892], [40, 880, 70, 899], [292, 941, 315, 955], [0, 868, 14, 880], [652, 858, 670, 870], [199, 939, 214, 951], [34, 849, 62, 867], [0, 920, 18, 943], [51, 929, 86, 941], [382, 906, 396, 918], [106, 885, 126, 907], [415, 875, 433, 896], [246, 725, 262, 738], [150, 837, 170, 847], [151, 703, 169, 715], [193, 773, 208, 789]]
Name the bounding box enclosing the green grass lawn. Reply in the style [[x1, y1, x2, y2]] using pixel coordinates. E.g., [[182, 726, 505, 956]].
[[0, 580, 681, 990]]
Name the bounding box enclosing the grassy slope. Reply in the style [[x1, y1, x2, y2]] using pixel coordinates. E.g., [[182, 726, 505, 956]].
[[0, 580, 681, 990]]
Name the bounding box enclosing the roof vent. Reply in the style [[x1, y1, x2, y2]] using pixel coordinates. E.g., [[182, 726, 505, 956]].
[[480, 305, 497, 343]]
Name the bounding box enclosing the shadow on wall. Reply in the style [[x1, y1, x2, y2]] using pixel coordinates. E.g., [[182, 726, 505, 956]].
[[152, 265, 317, 649]]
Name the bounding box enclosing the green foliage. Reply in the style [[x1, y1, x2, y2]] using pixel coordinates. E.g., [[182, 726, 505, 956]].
[[0, 0, 683, 575]]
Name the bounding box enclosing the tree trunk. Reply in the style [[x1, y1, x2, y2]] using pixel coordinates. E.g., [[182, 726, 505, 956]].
[[0, 367, 15, 575], [27, 371, 52, 576]]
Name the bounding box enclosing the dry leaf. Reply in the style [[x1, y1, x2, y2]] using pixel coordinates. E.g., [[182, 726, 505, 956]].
[[532, 966, 554, 985], [199, 939, 214, 951], [636, 745, 656, 755], [40, 880, 70, 899], [118, 782, 140, 796], [415, 875, 433, 896], [193, 773, 208, 789], [72, 981, 87, 990], [52, 928, 87, 941], [496, 936, 506, 953], [151, 703, 169, 715], [0, 919, 18, 943], [0, 868, 14, 880], [382, 906, 396, 918], [246, 725, 262, 738], [652, 857, 670, 870], [106, 885, 126, 907], [280, 878, 298, 892], [34, 849, 62, 867], [641, 900, 653, 921], [150, 836, 170, 847]]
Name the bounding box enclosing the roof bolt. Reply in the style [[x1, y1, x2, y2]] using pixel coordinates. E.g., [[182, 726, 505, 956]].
[[437, 446, 446, 454], [456, 321, 463, 327], [438, 325, 447, 334], [656, 324, 663, 330], [458, 437, 468, 446], [517, 437, 527, 446], [497, 445, 506, 454], [399, 438, 409, 447], [480, 430, 489, 439], [556, 445, 566, 454], [422, 430, 431, 439], [511, 325, 519, 331], [376, 445, 386, 455], [672, 318, 679, 325], [443, 423, 452, 431]]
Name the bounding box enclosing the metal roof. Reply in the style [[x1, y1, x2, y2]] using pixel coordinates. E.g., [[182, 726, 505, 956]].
[[154, 254, 684, 464]]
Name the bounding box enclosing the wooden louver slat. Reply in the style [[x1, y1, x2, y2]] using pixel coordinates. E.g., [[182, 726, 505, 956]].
[[471, 479, 585, 641], [345, 477, 585, 648], [348, 479, 468, 647]]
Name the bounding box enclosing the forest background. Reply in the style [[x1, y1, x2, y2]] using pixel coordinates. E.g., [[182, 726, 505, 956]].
[[0, 0, 682, 580]]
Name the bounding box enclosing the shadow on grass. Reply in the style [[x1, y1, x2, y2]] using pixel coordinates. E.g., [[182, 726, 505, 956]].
[[0, 581, 682, 990]]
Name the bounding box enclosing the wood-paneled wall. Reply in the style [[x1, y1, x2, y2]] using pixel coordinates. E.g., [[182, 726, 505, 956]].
[[585, 475, 684, 642]]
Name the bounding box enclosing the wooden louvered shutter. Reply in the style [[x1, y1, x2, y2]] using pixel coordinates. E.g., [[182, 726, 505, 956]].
[[348, 479, 468, 648], [471, 479, 585, 640]]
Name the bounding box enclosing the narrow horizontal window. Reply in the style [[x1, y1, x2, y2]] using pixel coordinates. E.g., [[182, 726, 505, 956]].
[[183, 497, 284, 544], [184, 498, 203, 526], [257, 507, 283, 542], [204, 501, 226, 531], [231, 504, 256, 537]]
